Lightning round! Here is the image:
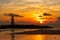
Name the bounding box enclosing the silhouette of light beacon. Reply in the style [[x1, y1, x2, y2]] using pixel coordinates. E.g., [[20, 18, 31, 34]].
[[4, 13, 23, 25]]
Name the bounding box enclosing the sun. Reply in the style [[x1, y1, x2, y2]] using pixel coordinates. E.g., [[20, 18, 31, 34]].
[[38, 20, 44, 24], [39, 20, 43, 23], [33, 14, 45, 24]]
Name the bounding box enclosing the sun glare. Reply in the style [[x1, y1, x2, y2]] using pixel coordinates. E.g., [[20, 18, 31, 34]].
[[38, 20, 44, 24], [35, 35, 45, 40]]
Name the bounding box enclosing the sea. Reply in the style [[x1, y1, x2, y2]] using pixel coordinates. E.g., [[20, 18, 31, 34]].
[[0, 23, 60, 40], [0, 28, 60, 40]]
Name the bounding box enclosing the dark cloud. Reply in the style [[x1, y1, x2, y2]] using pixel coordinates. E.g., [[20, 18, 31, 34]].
[[43, 12, 52, 16], [4, 13, 23, 17]]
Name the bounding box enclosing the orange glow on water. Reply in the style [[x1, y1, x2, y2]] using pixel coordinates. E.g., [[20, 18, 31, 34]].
[[35, 35, 45, 40], [16, 35, 45, 40]]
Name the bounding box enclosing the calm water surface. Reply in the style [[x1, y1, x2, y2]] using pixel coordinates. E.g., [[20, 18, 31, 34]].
[[0, 29, 60, 40]]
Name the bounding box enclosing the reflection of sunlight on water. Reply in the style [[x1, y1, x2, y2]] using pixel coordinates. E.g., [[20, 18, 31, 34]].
[[0, 29, 45, 40], [35, 35, 45, 40], [15, 35, 45, 40]]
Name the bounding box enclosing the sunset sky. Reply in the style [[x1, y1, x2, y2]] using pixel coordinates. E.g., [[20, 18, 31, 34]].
[[0, 0, 60, 25], [0, 1, 60, 40]]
